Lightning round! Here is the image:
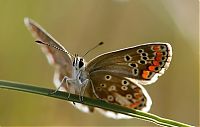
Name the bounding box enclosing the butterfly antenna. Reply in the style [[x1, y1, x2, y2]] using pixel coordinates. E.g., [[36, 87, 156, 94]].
[[83, 41, 104, 57], [35, 40, 74, 58]]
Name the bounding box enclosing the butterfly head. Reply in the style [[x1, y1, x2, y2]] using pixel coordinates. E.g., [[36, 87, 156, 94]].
[[72, 54, 86, 70]]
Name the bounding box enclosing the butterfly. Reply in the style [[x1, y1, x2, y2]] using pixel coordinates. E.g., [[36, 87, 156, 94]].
[[24, 17, 172, 119]]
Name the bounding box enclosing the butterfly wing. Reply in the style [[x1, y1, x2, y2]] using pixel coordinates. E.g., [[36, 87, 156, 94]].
[[87, 71, 152, 119], [86, 43, 172, 118], [89, 71, 152, 110], [24, 18, 95, 113], [24, 18, 73, 90], [87, 43, 172, 85]]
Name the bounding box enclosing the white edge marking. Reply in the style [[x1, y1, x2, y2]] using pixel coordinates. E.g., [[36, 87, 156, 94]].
[[127, 78, 152, 112]]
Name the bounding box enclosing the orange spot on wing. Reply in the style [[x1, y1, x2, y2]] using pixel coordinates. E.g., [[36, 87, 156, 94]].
[[148, 66, 156, 71], [153, 45, 160, 51], [128, 101, 141, 108], [155, 56, 162, 61], [155, 51, 163, 61], [134, 93, 142, 98], [153, 61, 160, 66], [156, 52, 163, 56], [133, 87, 140, 92], [142, 70, 150, 79]]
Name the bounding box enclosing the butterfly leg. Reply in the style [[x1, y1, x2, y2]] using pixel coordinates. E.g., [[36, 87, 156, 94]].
[[65, 78, 78, 100], [58, 78, 76, 104], [49, 76, 69, 95], [79, 87, 84, 102], [79, 79, 89, 102], [65, 79, 71, 100]]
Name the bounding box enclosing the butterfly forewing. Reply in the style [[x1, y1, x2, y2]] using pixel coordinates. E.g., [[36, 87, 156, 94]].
[[87, 43, 172, 85], [24, 18, 73, 89], [24, 17, 95, 113], [24, 18, 72, 77]]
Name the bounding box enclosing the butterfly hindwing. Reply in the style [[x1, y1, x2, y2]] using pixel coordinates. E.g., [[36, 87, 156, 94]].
[[87, 43, 172, 85], [89, 71, 152, 112]]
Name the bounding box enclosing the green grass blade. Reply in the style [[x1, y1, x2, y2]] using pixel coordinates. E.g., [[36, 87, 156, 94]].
[[0, 80, 194, 127]]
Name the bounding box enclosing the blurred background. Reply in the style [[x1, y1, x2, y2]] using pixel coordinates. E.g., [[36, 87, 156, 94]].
[[0, 0, 199, 126]]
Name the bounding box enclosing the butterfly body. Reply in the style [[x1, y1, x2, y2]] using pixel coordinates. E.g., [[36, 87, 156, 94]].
[[58, 55, 90, 98], [71, 56, 87, 87], [24, 17, 172, 119]]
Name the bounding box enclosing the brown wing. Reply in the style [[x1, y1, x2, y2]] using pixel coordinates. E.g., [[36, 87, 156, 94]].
[[24, 17, 72, 87], [88, 71, 152, 112], [24, 18, 94, 113], [87, 43, 172, 85]]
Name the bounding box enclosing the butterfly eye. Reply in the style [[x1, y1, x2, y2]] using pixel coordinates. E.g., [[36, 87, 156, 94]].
[[78, 60, 84, 68]]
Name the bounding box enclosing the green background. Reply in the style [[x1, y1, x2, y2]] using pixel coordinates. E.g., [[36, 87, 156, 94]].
[[0, 0, 199, 126]]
